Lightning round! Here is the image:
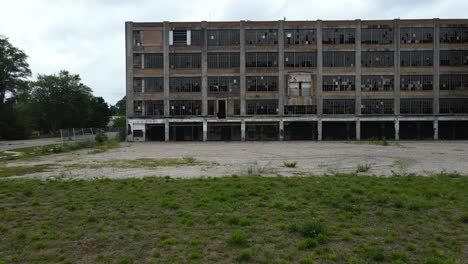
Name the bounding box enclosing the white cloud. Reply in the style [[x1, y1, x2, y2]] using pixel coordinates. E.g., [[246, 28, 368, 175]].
[[0, 0, 466, 104]]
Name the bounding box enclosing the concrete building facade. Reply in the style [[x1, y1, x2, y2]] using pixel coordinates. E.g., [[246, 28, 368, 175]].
[[126, 19, 468, 141]]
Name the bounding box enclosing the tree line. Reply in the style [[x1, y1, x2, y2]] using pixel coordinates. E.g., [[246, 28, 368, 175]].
[[0, 35, 125, 139]]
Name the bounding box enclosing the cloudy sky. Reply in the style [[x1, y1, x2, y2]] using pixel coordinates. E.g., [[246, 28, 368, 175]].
[[1, 0, 466, 105]]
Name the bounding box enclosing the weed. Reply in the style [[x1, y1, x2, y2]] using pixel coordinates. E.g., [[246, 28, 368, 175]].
[[237, 249, 253, 261], [0, 164, 53, 178], [299, 256, 314, 264], [356, 163, 371, 173], [300, 219, 325, 238], [227, 229, 248, 246], [283, 161, 297, 168], [297, 238, 318, 250]]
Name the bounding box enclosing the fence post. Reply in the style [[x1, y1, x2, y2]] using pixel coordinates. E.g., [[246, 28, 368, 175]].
[[60, 129, 63, 144], [72, 128, 76, 141]]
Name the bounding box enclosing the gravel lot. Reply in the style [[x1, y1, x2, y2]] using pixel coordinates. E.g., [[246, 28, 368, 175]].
[[4, 140, 468, 179]]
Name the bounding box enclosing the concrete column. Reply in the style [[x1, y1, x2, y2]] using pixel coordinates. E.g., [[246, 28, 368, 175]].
[[163, 21, 170, 116], [241, 120, 246, 141], [201, 21, 208, 116], [240, 21, 247, 116], [125, 22, 134, 117], [394, 19, 401, 116], [164, 120, 169, 141], [433, 119, 439, 140], [317, 119, 322, 141], [316, 20, 323, 115], [355, 20, 362, 115], [279, 119, 284, 141], [203, 119, 208, 141], [356, 119, 361, 140], [394, 119, 399, 140], [433, 19, 440, 115], [278, 20, 285, 116], [141, 54, 145, 69]]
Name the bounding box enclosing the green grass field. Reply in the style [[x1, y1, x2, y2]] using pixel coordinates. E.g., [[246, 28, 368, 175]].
[[0, 174, 466, 263]]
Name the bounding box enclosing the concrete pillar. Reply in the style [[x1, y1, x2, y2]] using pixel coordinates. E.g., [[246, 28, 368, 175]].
[[394, 19, 401, 115], [279, 119, 284, 141], [317, 119, 322, 141], [433, 119, 439, 140], [278, 20, 285, 116], [201, 21, 208, 116], [433, 19, 440, 115], [163, 21, 170, 116], [355, 20, 362, 115], [240, 21, 246, 116], [125, 22, 134, 117], [316, 20, 323, 115], [241, 120, 246, 141], [394, 119, 399, 140], [203, 119, 208, 141], [356, 119, 361, 140], [164, 120, 169, 142]]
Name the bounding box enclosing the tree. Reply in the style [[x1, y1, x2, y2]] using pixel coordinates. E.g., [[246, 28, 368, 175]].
[[110, 96, 126, 116], [86, 96, 110, 128], [0, 36, 31, 105]]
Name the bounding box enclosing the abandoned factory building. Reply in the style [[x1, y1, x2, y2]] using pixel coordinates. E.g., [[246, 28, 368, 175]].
[[125, 19, 468, 141]]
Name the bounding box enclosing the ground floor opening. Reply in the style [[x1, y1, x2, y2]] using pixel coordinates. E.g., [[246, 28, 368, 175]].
[[439, 121, 468, 140], [169, 122, 202, 141], [322, 121, 356, 140], [146, 124, 165, 141], [399, 121, 433, 140], [207, 123, 241, 141], [284, 121, 317, 140], [361, 121, 395, 140], [246, 122, 279, 141]]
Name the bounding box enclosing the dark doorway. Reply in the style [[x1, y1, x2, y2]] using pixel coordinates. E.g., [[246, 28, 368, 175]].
[[399, 121, 433, 140], [208, 123, 241, 141], [146, 124, 165, 141], [322, 121, 356, 140], [439, 121, 468, 140], [361, 121, 395, 140], [217, 100, 226, 119], [284, 121, 317, 140], [169, 122, 203, 141], [246, 122, 279, 141]]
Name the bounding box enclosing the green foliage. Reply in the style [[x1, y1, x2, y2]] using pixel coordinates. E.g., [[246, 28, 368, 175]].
[[237, 249, 253, 261], [356, 163, 371, 173], [94, 131, 108, 143], [283, 161, 297, 168], [300, 219, 325, 238], [227, 229, 248, 246]]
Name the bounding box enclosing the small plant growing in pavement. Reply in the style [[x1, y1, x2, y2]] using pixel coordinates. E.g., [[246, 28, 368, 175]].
[[283, 161, 297, 168], [356, 163, 371, 173]]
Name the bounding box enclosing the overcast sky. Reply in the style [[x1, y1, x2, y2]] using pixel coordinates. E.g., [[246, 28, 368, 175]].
[[1, 0, 467, 105]]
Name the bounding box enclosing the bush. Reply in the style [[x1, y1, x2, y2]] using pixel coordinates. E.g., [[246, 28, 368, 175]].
[[95, 131, 108, 143], [227, 229, 248, 245]]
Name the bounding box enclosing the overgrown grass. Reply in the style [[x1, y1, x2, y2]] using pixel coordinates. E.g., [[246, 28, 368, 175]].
[[283, 161, 298, 168], [356, 163, 371, 173], [0, 164, 54, 178], [88, 139, 120, 154], [67, 157, 216, 169], [0, 173, 466, 263]]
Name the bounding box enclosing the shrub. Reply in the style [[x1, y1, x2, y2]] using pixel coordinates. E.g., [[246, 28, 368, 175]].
[[227, 229, 248, 246], [301, 219, 325, 238], [283, 161, 297, 168], [95, 131, 108, 143]]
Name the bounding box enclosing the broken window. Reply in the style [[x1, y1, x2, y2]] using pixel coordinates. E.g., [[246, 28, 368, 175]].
[[208, 100, 215, 116], [144, 100, 164, 116], [190, 30, 202, 46], [401, 75, 433, 91], [361, 99, 394, 114], [440, 26, 468, 43], [361, 51, 394, 67], [322, 28, 356, 44], [288, 74, 312, 96], [133, 78, 142, 93], [208, 30, 240, 45], [400, 51, 433, 67], [170, 100, 202, 116], [439, 98, 468, 114], [208, 76, 240, 93], [322, 99, 355, 114], [133, 100, 143, 116], [361, 75, 394, 91], [246, 100, 278, 115], [284, 105, 317, 115], [284, 52, 317, 67], [246, 52, 278, 67], [170, 77, 201, 92], [440, 50, 468, 66], [169, 53, 201, 68], [247, 76, 278, 92], [323, 76, 355, 91], [144, 53, 164, 68], [234, 100, 240, 115], [323, 51, 355, 67], [207, 52, 240, 68], [361, 26, 393, 44], [400, 99, 433, 114], [133, 31, 142, 46], [143, 77, 164, 92], [400, 27, 433, 44], [284, 29, 316, 45], [440, 74, 468, 90], [245, 29, 278, 45], [133, 54, 142, 69]]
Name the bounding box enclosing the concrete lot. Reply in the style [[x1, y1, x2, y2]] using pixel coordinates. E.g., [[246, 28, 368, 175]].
[[0, 137, 62, 152], [4, 140, 468, 179]]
